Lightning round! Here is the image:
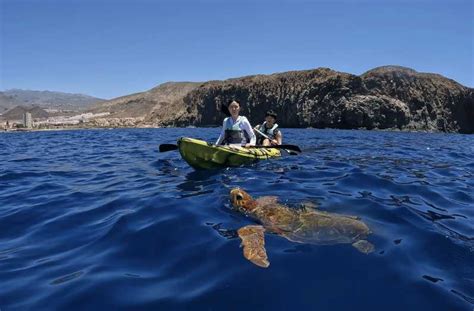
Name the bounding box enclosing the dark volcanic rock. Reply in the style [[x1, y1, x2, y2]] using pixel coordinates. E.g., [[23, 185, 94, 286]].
[[171, 66, 473, 133], [361, 66, 474, 133], [339, 95, 410, 130], [175, 68, 366, 128]]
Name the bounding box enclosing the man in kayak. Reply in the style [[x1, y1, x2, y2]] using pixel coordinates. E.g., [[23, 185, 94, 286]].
[[253, 110, 282, 146], [216, 100, 256, 147]]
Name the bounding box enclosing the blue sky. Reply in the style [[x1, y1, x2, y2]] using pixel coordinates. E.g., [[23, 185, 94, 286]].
[[1, 0, 472, 99]]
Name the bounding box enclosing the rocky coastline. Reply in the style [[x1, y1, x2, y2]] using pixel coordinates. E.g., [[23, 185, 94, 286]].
[[2, 66, 473, 134], [170, 66, 473, 133]]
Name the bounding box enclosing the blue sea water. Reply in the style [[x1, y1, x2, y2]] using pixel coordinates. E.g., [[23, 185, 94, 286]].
[[0, 128, 473, 310]]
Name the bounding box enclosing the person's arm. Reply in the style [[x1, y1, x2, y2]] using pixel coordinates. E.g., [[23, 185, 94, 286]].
[[275, 130, 282, 145], [241, 117, 256, 146], [215, 119, 227, 145]]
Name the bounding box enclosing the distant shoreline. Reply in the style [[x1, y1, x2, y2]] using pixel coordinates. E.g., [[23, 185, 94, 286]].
[[2, 125, 471, 135], [0, 125, 162, 133]]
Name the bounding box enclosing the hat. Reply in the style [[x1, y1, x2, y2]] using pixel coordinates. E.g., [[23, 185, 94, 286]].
[[265, 110, 277, 119]]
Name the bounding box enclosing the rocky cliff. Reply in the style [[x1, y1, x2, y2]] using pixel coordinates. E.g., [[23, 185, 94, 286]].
[[92, 66, 474, 133]]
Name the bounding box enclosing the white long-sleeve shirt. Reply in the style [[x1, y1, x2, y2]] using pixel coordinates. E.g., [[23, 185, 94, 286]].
[[215, 116, 256, 146]]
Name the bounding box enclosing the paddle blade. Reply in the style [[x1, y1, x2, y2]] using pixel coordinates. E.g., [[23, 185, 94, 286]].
[[285, 149, 300, 156], [277, 144, 302, 153], [159, 144, 179, 152]]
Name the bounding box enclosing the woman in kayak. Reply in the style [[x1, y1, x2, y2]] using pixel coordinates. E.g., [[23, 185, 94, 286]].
[[216, 100, 256, 147], [253, 110, 282, 146]]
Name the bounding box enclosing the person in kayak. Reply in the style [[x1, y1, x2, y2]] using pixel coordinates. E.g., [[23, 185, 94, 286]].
[[216, 100, 256, 147], [253, 110, 282, 146]]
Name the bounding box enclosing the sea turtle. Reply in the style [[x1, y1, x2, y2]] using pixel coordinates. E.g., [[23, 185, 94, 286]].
[[230, 188, 374, 268]]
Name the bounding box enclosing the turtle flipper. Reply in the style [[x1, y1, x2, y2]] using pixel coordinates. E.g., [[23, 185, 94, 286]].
[[352, 240, 374, 254], [237, 225, 270, 268]]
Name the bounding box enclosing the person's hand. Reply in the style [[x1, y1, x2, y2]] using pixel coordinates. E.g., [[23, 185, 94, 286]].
[[270, 139, 278, 145], [244, 143, 252, 148]]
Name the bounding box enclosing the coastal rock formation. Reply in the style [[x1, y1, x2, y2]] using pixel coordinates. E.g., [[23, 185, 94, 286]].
[[92, 66, 474, 133], [339, 95, 410, 130], [361, 66, 473, 132]]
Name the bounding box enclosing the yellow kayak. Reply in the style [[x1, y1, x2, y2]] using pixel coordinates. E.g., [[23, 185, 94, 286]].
[[178, 137, 281, 170]]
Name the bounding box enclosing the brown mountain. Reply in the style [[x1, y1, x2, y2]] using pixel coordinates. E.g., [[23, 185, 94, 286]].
[[89, 82, 202, 118], [92, 66, 474, 133], [1, 105, 49, 120], [3, 89, 104, 111], [0, 91, 22, 112]]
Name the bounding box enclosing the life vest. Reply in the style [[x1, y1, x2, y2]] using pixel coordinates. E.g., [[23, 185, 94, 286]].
[[222, 116, 250, 145], [257, 121, 279, 143]]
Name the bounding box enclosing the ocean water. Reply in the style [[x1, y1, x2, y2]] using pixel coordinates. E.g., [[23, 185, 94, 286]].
[[0, 128, 473, 310]]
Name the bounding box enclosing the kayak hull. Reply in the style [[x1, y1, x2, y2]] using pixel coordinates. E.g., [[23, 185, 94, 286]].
[[178, 137, 281, 170]]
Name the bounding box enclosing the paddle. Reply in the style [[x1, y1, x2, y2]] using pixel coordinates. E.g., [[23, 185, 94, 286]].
[[253, 127, 301, 154], [159, 141, 300, 153], [159, 143, 179, 152], [248, 144, 301, 153]]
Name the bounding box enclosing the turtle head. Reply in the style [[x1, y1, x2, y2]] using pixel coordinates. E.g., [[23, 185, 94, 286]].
[[230, 188, 257, 212]]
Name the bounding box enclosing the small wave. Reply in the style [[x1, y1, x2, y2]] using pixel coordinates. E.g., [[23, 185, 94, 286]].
[[1, 128, 473, 310], [50, 271, 84, 285]]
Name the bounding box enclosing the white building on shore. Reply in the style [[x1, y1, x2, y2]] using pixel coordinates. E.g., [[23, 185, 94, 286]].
[[23, 112, 33, 128]]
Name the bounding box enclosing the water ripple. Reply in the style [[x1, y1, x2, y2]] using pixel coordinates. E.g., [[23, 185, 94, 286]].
[[0, 128, 472, 310]]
